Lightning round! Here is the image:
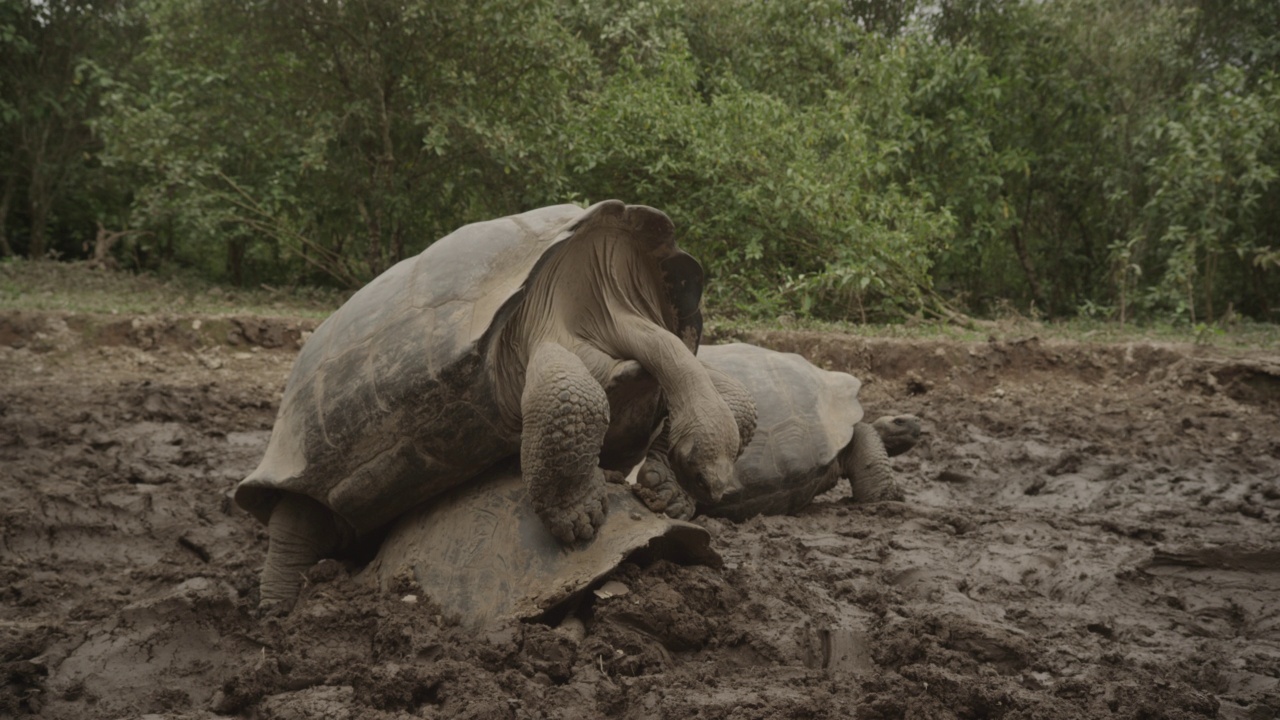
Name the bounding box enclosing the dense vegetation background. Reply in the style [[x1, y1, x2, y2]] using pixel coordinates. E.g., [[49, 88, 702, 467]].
[[2, 0, 1278, 323]]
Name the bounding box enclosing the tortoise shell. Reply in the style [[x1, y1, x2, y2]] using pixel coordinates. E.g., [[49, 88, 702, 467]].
[[236, 201, 703, 536], [364, 459, 720, 629], [698, 343, 865, 519]]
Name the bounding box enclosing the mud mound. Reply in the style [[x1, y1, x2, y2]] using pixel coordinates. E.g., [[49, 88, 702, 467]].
[[2, 310, 1277, 718]]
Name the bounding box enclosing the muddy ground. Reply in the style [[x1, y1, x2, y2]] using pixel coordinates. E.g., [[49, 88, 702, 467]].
[[2, 309, 1278, 719]]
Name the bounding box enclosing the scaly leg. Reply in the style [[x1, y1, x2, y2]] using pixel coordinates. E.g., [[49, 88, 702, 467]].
[[522, 341, 610, 542], [702, 361, 757, 457], [259, 493, 338, 613], [842, 423, 904, 503]]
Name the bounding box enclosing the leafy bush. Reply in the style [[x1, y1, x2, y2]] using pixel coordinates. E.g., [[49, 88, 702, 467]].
[[4, 0, 1278, 324], [1129, 67, 1280, 321]]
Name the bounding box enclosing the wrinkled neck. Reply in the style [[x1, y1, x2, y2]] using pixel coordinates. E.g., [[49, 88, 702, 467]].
[[492, 227, 672, 430], [607, 315, 720, 437]]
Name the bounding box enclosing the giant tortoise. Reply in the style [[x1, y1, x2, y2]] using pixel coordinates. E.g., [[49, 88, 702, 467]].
[[634, 342, 921, 522], [235, 201, 750, 609]]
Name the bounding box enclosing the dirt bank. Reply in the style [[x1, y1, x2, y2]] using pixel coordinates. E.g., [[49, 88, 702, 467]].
[[2, 310, 1278, 719]]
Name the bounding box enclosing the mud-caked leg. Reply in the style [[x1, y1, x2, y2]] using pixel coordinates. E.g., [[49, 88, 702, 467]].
[[632, 420, 697, 520], [260, 493, 338, 613], [522, 341, 610, 543], [842, 423, 905, 503]]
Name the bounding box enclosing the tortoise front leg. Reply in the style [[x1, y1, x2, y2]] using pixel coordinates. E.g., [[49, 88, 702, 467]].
[[260, 493, 337, 612], [702, 361, 757, 457], [522, 341, 609, 543], [606, 314, 741, 504], [841, 423, 905, 503], [635, 363, 755, 520]]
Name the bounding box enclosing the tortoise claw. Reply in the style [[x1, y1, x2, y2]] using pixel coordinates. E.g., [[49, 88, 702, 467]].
[[632, 456, 696, 521], [539, 468, 609, 543], [255, 596, 294, 620]]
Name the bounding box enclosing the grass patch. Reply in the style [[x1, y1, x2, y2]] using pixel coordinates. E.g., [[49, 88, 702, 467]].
[[706, 312, 1280, 352], [0, 258, 348, 318], [4, 258, 1277, 352]]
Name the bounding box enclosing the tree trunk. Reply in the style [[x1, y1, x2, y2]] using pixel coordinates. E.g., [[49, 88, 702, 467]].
[[1007, 181, 1046, 312], [1009, 222, 1046, 310], [28, 165, 50, 259], [89, 221, 142, 268], [365, 79, 398, 277], [227, 236, 245, 285], [1254, 265, 1271, 318], [28, 198, 48, 259], [357, 197, 383, 278], [0, 175, 15, 257], [1203, 250, 1218, 324], [25, 122, 54, 259]]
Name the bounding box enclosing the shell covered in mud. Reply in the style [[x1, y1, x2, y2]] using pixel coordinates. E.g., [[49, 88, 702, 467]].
[[699, 343, 865, 518], [235, 201, 705, 536], [364, 460, 721, 629]]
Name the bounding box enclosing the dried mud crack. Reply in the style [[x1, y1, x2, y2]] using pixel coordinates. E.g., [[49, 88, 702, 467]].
[[2, 310, 1278, 719]]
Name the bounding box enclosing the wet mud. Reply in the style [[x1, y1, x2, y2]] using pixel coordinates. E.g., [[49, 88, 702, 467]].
[[2, 310, 1278, 719]]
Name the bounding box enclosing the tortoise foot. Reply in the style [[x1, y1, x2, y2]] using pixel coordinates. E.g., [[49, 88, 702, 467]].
[[851, 482, 906, 504], [537, 468, 609, 543], [255, 597, 295, 619], [633, 456, 696, 520]]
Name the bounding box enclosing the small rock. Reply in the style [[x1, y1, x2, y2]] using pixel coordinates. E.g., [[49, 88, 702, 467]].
[[936, 470, 974, 484], [401, 594, 419, 604], [593, 580, 629, 599], [555, 616, 586, 643], [1238, 503, 1265, 519]]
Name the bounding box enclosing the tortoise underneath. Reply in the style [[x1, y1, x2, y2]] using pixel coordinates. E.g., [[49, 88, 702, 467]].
[[363, 459, 721, 630], [635, 342, 921, 522]]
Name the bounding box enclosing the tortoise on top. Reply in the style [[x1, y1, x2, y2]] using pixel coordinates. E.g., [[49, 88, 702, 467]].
[[634, 342, 921, 522], [236, 201, 750, 610]]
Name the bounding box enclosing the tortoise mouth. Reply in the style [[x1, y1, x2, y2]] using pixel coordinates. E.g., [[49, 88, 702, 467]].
[[687, 477, 717, 505], [677, 458, 739, 506], [671, 456, 714, 505]]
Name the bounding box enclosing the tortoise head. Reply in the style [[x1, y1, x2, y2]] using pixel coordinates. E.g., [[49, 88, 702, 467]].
[[871, 414, 923, 458], [670, 420, 741, 505]]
